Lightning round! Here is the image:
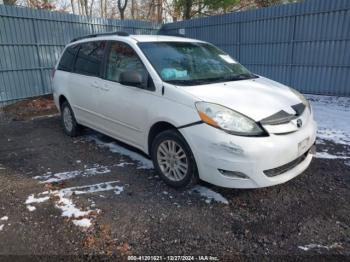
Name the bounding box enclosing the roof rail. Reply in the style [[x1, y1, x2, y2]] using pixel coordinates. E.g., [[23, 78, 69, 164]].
[[157, 32, 185, 38], [70, 31, 129, 43]]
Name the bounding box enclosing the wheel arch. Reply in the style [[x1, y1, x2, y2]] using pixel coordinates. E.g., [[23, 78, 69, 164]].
[[147, 121, 178, 156], [58, 95, 68, 110]]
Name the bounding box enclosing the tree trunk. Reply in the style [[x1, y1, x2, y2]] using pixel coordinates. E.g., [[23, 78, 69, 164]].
[[84, 0, 88, 16], [131, 0, 135, 19], [183, 0, 192, 20], [118, 0, 128, 20], [71, 0, 76, 14], [156, 0, 162, 23], [77, 0, 82, 15], [89, 0, 94, 16], [146, 0, 154, 20], [104, 0, 107, 18]]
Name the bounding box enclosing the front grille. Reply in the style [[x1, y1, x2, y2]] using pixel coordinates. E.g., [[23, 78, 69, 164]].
[[263, 149, 310, 177]]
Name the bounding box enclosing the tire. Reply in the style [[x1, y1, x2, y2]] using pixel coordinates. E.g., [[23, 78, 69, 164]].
[[60, 101, 81, 137], [151, 129, 198, 188]]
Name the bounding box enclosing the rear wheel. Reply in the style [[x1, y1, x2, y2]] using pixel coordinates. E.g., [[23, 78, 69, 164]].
[[60, 101, 81, 137], [151, 129, 198, 188]]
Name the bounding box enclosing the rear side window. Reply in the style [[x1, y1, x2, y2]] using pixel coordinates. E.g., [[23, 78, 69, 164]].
[[57, 45, 79, 72], [74, 41, 106, 77]]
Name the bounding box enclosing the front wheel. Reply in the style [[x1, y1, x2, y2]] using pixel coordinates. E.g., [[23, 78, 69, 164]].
[[151, 129, 198, 188]]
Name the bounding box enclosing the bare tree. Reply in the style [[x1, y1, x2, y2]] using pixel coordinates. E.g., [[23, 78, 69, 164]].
[[89, 0, 94, 16], [183, 0, 192, 19], [104, 0, 107, 17], [118, 0, 128, 20], [131, 0, 135, 19], [71, 0, 76, 14], [26, 0, 55, 9], [77, 0, 82, 14], [100, 0, 104, 17], [3, 0, 17, 5], [156, 0, 162, 22], [83, 0, 88, 15]]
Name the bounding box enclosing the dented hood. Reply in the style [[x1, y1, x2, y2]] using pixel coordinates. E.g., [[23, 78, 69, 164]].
[[182, 76, 302, 121]]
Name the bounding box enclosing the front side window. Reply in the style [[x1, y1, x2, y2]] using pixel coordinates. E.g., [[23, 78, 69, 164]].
[[58, 44, 79, 72], [74, 41, 106, 77], [138, 41, 257, 86], [105, 42, 147, 83]]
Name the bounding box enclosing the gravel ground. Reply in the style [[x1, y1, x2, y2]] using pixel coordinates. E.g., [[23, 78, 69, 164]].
[[0, 97, 349, 260]]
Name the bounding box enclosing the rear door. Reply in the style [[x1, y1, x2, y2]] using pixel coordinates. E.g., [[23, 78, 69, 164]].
[[69, 41, 106, 126]]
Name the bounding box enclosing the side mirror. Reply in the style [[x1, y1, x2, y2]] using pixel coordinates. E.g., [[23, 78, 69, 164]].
[[120, 71, 144, 87]]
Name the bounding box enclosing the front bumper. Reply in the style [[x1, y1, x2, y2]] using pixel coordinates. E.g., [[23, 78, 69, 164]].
[[180, 117, 317, 188]]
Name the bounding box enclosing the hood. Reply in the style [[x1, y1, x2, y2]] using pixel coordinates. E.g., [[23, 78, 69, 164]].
[[181, 76, 302, 121]]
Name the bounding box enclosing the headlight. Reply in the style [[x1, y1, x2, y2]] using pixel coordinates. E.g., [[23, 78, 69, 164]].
[[289, 88, 310, 111], [195, 102, 266, 136]]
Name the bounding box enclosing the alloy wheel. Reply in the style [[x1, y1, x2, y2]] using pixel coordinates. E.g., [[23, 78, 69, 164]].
[[156, 140, 189, 181]]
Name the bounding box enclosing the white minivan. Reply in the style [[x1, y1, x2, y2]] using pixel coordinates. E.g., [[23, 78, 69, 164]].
[[53, 32, 317, 189]]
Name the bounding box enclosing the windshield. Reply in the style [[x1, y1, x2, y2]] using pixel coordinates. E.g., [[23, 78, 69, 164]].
[[138, 41, 257, 86]]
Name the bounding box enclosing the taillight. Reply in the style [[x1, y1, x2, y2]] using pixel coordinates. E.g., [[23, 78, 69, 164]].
[[51, 68, 56, 79]]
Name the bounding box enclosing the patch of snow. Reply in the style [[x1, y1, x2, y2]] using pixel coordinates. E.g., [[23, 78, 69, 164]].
[[58, 181, 124, 196], [72, 218, 92, 228], [27, 205, 36, 212], [33, 164, 111, 184], [0, 216, 8, 221], [345, 161, 350, 167], [0, 225, 3, 231], [116, 162, 133, 167], [27, 190, 95, 228], [31, 114, 59, 120], [192, 186, 229, 204], [307, 95, 350, 146], [298, 243, 342, 251], [87, 135, 154, 169], [25, 194, 50, 204], [53, 191, 92, 219], [25, 180, 124, 228], [315, 152, 350, 159]]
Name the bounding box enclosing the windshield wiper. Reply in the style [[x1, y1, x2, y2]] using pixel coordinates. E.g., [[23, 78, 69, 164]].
[[166, 78, 220, 86], [166, 74, 258, 86], [166, 79, 197, 85], [224, 73, 258, 81]]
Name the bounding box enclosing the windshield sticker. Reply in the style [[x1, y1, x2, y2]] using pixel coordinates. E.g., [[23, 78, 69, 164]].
[[161, 68, 188, 80], [219, 55, 237, 64]]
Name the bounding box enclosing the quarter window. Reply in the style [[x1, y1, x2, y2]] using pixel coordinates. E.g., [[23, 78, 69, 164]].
[[105, 42, 147, 83], [74, 41, 106, 77], [57, 45, 79, 72]]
